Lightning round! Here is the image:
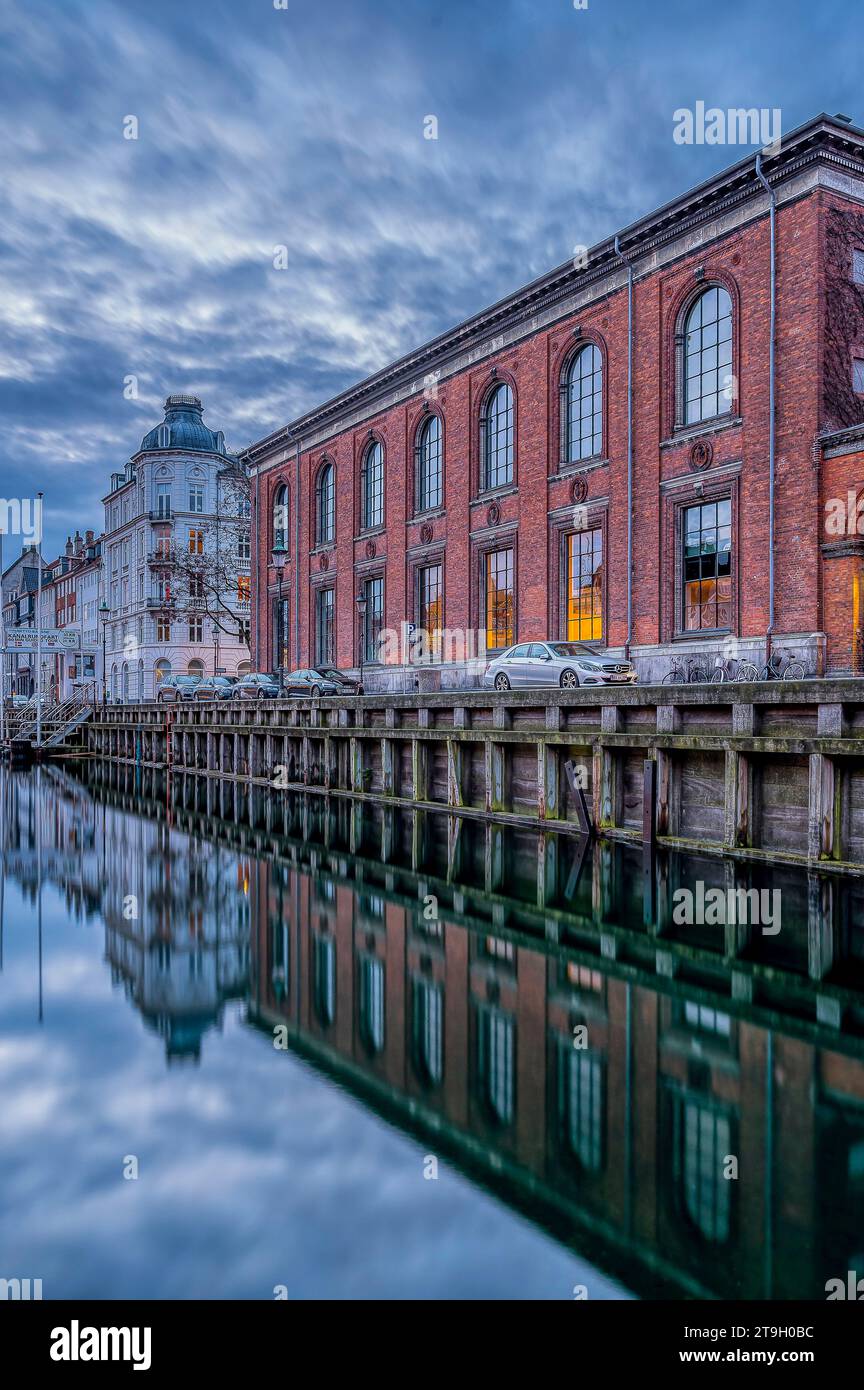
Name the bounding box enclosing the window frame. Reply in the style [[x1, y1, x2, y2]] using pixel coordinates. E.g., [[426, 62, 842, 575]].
[[360, 441, 384, 532], [676, 283, 735, 429], [315, 462, 336, 547], [679, 495, 733, 636], [313, 584, 335, 665], [272, 482, 289, 553], [415, 411, 443, 514], [561, 342, 604, 464], [482, 545, 515, 653], [479, 380, 515, 493]]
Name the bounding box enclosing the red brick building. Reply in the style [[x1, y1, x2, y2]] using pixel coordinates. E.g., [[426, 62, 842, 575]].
[[244, 113, 864, 686]]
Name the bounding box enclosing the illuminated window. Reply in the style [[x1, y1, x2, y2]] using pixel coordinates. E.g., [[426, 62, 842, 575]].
[[156, 617, 171, 642], [485, 548, 514, 651], [683, 286, 733, 424], [564, 344, 603, 460], [237, 575, 250, 603], [566, 528, 602, 641], [418, 564, 442, 645], [683, 500, 732, 631], [188, 529, 204, 554]]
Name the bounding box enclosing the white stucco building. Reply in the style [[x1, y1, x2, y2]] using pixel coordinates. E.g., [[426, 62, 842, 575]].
[[101, 395, 251, 701]]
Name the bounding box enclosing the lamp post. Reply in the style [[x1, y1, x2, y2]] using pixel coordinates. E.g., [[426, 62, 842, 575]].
[[99, 601, 110, 706], [272, 542, 287, 692], [356, 590, 368, 693]]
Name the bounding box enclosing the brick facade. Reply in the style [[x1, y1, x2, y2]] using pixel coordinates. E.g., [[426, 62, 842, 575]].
[[245, 115, 864, 686]]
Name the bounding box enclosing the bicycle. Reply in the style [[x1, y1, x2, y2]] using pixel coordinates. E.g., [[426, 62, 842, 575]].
[[759, 647, 806, 681], [711, 655, 760, 683], [662, 654, 711, 684]]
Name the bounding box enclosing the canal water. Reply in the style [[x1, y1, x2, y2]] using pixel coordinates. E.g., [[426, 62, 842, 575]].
[[1, 761, 862, 1300]]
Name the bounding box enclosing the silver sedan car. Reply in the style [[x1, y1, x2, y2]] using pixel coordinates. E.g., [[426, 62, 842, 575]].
[[483, 641, 637, 691]]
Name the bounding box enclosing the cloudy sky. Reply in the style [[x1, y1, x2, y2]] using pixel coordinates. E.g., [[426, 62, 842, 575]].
[[0, 0, 860, 560]]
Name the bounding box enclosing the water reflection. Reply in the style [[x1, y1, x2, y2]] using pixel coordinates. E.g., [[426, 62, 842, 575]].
[[1, 760, 863, 1300]]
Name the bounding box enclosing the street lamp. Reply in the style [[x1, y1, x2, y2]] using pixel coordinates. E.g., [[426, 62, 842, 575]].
[[99, 601, 110, 707], [356, 590, 368, 693], [272, 542, 287, 692]]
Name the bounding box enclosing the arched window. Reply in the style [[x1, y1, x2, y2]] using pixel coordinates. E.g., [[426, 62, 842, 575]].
[[563, 344, 603, 461], [122, 662, 129, 702], [416, 414, 442, 512], [316, 462, 335, 545], [482, 383, 513, 490], [361, 442, 384, 530], [272, 483, 289, 552], [137, 659, 144, 700], [188, 659, 205, 677], [154, 659, 171, 688], [683, 286, 733, 425]]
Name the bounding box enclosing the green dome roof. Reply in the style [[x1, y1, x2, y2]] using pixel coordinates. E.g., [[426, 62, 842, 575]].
[[140, 395, 230, 455]]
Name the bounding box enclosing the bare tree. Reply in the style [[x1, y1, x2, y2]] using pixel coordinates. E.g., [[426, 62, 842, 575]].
[[152, 464, 252, 644]]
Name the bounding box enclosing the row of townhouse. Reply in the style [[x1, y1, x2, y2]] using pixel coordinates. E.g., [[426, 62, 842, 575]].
[[1, 396, 252, 703]]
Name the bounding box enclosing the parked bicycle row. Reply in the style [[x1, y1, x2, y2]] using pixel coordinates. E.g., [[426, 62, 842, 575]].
[[662, 648, 808, 684]]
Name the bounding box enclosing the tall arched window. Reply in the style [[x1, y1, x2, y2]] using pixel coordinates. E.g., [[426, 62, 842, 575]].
[[316, 462, 335, 545], [482, 383, 514, 490], [683, 286, 733, 425], [361, 442, 384, 530], [416, 414, 442, 512], [564, 344, 603, 461], [272, 483, 289, 551]]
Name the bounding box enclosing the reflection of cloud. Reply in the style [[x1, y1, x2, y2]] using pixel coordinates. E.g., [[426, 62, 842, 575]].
[[0, 0, 833, 557], [0, 867, 629, 1299]]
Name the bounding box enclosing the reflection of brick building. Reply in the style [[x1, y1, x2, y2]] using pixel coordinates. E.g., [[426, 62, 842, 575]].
[[249, 849, 864, 1299], [247, 115, 864, 686]]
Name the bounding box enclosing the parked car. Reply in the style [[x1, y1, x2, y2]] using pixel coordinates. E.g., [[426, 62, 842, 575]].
[[281, 668, 342, 698], [236, 673, 281, 700], [6, 694, 31, 710], [193, 676, 238, 702], [484, 641, 637, 691], [310, 666, 364, 695], [157, 675, 202, 703]]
